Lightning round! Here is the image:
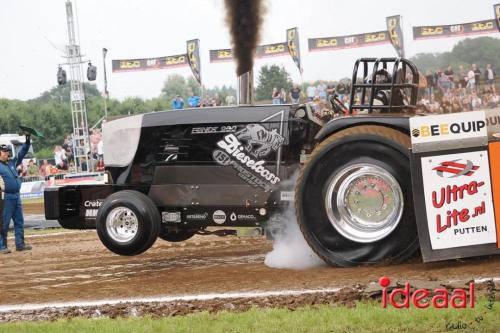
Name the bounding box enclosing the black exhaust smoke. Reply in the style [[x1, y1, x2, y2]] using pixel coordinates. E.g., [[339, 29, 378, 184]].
[[224, 0, 264, 76], [225, 0, 264, 105]]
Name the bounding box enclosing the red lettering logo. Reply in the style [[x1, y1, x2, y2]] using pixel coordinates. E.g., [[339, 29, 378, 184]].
[[433, 159, 479, 178], [379, 276, 475, 309]]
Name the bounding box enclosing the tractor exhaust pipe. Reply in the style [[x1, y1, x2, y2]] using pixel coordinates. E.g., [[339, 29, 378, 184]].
[[237, 70, 254, 105]]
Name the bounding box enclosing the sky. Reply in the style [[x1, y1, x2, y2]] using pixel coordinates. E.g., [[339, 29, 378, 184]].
[[0, 0, 499, 101]]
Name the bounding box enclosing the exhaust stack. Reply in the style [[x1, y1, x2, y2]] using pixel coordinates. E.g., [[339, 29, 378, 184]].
[[237, 70, 254, 105]]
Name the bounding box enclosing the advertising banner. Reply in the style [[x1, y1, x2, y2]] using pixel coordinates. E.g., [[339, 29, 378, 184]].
[[495, 3, 500, 32], [187, 39, 201, 84], [112, 54, 188, 72], [386, 15, 405, 57], [308, 30, 390, 51], [287, 27, 302, 72], [210, 43, 289, 63], [413, 19, 497, 40]]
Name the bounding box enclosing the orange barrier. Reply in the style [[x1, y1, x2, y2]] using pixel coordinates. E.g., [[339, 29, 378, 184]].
[[488, 141, 500, 248]]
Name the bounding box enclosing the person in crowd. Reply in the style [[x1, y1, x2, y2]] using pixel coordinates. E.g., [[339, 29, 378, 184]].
[[68, 161, 77, 173], [466, 66, 476, 92], [326, 83, 336, 101], [485, 64, 496, 94], [187, 92, 200, 108], [425, 70, 435, 97], [54, 145, 67, 170], [444, 65, 455, 89], [171, 95, 184, 110], [225, 94, 236, 106], [271, 87, 280, 104], [0, 135, 32, 254], [336, 81, 348, 102], [317, 81, 327, 101], [64, 134, 73, 150], [89, 129, 100, 155], [471, 92, 482, 110], [473, 64, 481, 91], [16, 163, 27, 177], [26, 159, 39, 177], [279, 88, 287, 104], [80, 156, 88, 172], [96, 158, 105, 172], [65, 147, 74, 165], [289, 84, 301, 104], [306, 83, 316, 102], [458, 65, 467, 90], [437, 72, 451, 93], [39, 160, 49, 177], [97, 139, 104, 160], [213, 93, 222, 106]]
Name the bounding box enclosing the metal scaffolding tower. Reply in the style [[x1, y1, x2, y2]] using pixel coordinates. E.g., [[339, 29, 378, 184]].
[[63, 0, 92, 172]]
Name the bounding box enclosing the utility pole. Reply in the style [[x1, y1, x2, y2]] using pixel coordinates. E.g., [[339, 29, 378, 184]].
[[102, 47, 108, 118], [63, 0, 93, 172]]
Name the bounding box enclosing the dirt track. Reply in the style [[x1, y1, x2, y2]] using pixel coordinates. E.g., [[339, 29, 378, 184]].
[[1, 229, 499, 308]]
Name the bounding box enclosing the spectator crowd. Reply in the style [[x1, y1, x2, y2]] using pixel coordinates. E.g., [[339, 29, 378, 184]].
[[18, 127, 105, 180], [417, 63, 498, 113]]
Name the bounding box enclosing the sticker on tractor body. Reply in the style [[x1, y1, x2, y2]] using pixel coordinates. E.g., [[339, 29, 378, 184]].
[[420, 150, 497, 250], [410, 110, 500, 262], [410, 111, 487, 153]]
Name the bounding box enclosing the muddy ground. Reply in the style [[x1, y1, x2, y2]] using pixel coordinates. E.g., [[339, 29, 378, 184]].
[[0, 223, 499, 322]]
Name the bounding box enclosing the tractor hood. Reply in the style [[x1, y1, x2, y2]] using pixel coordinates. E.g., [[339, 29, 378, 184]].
[[103, 105, 290, 167]]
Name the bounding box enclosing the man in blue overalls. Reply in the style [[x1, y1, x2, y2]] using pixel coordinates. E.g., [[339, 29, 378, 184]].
[[0, 134, 32, 254]]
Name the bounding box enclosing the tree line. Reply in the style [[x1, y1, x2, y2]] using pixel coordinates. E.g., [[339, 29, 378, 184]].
[[0, 37, 497, 158]]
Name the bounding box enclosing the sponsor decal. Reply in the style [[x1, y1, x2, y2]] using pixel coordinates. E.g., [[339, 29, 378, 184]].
[[84, 200, 102, 208], [484, 109, 500, 136], [162, 211, 181, 223], [421, 151, 497, 249], [85, 209, 98, 218], [212, 112, 285, 190], [379, 276, 475, 309], [186, 212, 209, 221], [214, 134, 281, 189], [410, 111, 487, 146], [213, 210, 226, 224], [229, 212, 257, 222], [191, 126, 237, 135], [235, 124, 284, 158], [433, 160, 479, 178]]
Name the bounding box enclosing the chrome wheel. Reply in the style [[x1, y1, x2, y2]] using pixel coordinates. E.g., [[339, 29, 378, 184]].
[[105, 207, 139, 243], [324, 164, 403, 243]]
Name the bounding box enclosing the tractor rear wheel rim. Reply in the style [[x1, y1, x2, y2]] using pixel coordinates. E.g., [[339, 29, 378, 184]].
[[324, 164, 403, 243], [106, 207, 139, 243]]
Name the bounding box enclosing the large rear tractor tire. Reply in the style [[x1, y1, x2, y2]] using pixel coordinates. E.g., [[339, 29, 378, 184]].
[[295, 125, 418, 267], [96, 190, 160, 256]]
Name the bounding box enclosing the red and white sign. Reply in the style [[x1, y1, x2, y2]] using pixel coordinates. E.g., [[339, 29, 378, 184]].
[[421, 150, 497, 250]]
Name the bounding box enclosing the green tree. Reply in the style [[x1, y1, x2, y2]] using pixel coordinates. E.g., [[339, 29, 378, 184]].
[[256, 65, 292, 101], [187, 76, 202, 97], [161, 74, 190, 103]]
